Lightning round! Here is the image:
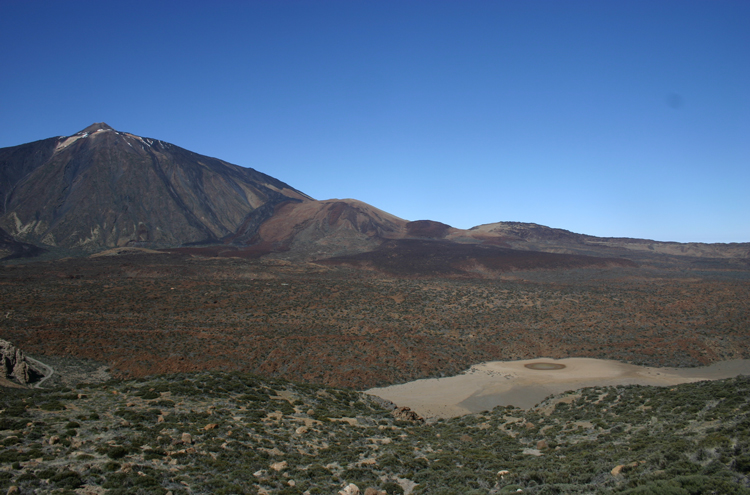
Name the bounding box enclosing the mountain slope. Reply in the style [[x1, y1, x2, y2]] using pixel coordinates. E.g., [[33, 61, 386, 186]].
[[0, 123, 311, 251]]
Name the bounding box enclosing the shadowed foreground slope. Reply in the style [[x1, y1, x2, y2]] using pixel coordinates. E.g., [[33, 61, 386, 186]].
[[1, 368, 750, 494]]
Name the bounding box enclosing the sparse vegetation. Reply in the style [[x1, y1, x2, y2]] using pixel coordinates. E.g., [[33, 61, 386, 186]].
[[2, 370, 750, 494], [1, 249, 749, 493], [1, 254, 748, 390]]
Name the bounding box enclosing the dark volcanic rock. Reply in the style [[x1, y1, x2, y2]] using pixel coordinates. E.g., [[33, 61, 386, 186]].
[[0, 226, 46, 260], [0, 123, 311, 252], [406, 220, 452, 238], [321, 238, 637, 277]]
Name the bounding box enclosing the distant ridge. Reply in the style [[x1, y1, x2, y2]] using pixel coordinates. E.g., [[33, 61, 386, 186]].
[[459, 222, 750, 261]]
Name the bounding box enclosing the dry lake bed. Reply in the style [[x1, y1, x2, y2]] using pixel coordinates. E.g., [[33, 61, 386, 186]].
[[367, 358, 750, 418]]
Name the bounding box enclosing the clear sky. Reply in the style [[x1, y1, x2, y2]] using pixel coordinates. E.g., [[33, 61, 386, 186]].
[[1, 1, 748, 243]]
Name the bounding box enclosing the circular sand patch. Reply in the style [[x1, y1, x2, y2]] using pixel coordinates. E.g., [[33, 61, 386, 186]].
[[524, 362, 567, 370]]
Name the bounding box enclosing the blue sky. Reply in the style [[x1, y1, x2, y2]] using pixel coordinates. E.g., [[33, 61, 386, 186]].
[[1, 1, 748, 243]]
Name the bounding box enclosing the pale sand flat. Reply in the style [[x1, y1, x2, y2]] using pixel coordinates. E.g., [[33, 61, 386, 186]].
[[366, 358, 750, 419]]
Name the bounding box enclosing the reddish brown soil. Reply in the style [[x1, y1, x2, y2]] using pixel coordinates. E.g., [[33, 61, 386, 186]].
[[0, 253, 747, 389]]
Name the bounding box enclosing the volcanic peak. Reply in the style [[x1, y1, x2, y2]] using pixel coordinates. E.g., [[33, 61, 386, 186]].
[[80, 122, 114, 134], [1, 124, 312, 251]]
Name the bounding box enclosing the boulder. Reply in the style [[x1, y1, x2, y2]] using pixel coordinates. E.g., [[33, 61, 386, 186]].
[[338, 484, 360, 495], [392, 406, 424, 424]]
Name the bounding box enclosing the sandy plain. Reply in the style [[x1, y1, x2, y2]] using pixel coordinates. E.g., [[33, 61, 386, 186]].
[[367, 358, 750, 419]]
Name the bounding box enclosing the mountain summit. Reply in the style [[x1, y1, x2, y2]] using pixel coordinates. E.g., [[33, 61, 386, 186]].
[[0, 124, 311, 251], [80, 122, 114, 133]]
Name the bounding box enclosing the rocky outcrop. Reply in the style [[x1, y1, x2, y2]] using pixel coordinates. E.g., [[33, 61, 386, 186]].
[[392, 406, 424, 424], [1, 339, 43, 385]]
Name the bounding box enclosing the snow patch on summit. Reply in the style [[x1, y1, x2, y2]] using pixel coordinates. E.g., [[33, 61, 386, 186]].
[[53, 125, 113, 153], [54, 134, 85, 153]]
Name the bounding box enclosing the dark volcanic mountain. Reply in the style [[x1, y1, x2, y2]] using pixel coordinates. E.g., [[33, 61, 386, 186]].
[[0, 123, 311, 251]]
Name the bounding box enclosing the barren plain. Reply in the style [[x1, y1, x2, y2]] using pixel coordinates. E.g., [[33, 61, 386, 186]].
[[1, 251, 748, 391]]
